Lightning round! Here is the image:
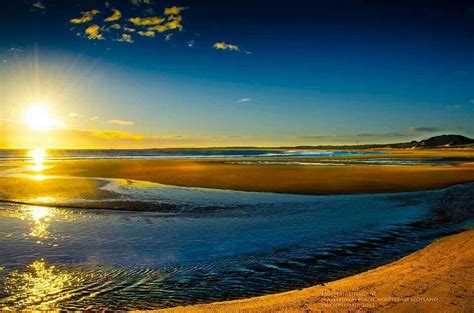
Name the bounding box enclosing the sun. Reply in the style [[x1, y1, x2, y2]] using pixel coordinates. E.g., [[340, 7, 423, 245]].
[[22, 104, 63, 131]]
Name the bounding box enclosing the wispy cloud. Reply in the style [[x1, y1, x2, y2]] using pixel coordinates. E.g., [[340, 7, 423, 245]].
[[128, 8, 184, 33], [409, 127, 443, 133], [445, 104, 461, 110], [299, 132, 406, 140], [107, 119, 135, 126], [90, 130, 145, 140], [67, 112, 82, 118], [138, 30, 155, 37], [213, 42, 240, 51], [117, 33, 134, 43], [88, 130, 185, 141], [70, 9, 100, 24], [164, 6, 186, 16], [104, 9, 122, 22], [129, 16, 165, 26], [238, 97, 252, 103], [32, 0, 45, 9], [8, 47, 23, 53], [147, 19, 183, 32], [130, 0, 151, 6]]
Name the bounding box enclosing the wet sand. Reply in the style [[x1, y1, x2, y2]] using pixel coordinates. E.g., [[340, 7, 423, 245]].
[[146, 230, 474, 313], [0, 176, 110, 203], [29, 150, 474, 195], [1, 149, 473, 208]]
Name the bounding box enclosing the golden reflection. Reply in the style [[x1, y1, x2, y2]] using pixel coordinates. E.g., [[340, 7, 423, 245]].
[[31, 174, 47, 181], [32, 196, 56, 204], [28, 149, 47, 172], [26, 206, 54, 239], [4, 259, 76, 309]]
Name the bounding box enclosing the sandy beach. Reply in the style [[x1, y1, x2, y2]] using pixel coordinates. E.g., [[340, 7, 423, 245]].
[[0, 149, 473, 205], [22, 149, 474, 195], [143, 230, 474, 313]]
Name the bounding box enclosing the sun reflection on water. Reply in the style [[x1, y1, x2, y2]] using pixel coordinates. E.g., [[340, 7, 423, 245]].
[[1, 204, 78, 243], [26, 206, 54, 239], [16, 205, 75, 241], [3, 259, 77, 310], [28, 149, 48, 172]]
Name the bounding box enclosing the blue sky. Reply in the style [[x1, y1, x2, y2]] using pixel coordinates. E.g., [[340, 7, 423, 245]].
[[1, 0, 473, 148]]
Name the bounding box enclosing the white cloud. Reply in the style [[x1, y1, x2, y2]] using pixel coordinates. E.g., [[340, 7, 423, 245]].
[[32, 0, 45, 9], [213, 42, 240, 51], [117, 33, 134, 43], [107, 119, 134, 126], [138, 30, 155, 37], [68, 112, 82, 118], [238, 98, 252, 103], [8, 48, 23, 53]]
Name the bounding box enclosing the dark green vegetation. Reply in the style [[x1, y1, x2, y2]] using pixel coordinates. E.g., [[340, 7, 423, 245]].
[[290, 135, 474, 150]]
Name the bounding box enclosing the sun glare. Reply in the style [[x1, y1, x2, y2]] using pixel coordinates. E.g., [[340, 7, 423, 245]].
[[28, 149, 47, 172], [22, 104, 63, 131]]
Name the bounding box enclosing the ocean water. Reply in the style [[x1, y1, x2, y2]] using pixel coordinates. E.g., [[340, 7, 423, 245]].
[[227, 157, 469, 166], [0, 179, 473, 310], [0, 149, 383, 161], [1, 149, 469, 167]]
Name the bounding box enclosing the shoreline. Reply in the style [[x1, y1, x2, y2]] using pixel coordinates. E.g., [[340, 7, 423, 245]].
[[0, 149, 473, 199], [147, 230, 474, 312], [39, 158, 474, 195]]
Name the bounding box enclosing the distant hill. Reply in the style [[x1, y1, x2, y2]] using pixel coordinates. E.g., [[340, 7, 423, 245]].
[[145, 135, 474, 150], [289, 135, 474, 150], [412, 135, 474, 148]]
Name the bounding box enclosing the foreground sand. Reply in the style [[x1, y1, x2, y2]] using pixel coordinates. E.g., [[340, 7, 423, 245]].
[[147, 230, 474, 313]]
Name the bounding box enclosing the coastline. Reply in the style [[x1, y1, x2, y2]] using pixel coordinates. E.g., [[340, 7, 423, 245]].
[[34, 150, 474, 195], [0, 149, 474, 202], [148, 230, 474, 312]]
